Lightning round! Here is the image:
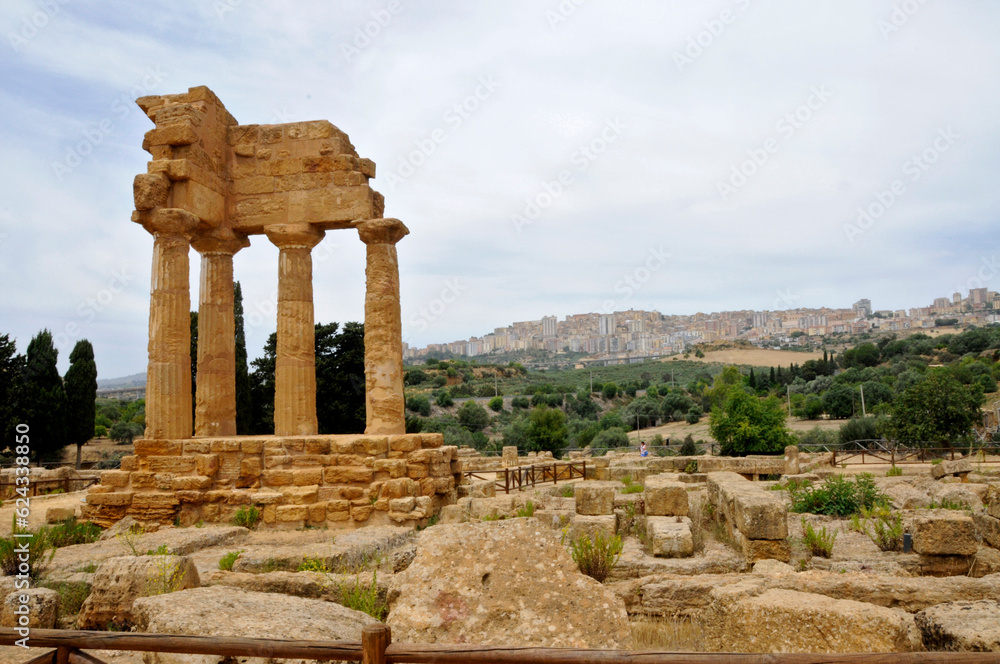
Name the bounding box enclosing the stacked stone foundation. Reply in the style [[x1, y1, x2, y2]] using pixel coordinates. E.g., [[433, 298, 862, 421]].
[[83, 433, 458, 530], [707, 471, 790, 562]]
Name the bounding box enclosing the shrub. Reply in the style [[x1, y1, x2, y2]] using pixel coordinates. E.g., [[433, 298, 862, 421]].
[[435, 391, 454, 408], [218, 550, 243, 571], [515, 501, 536, 518], [838, 416, 882, 448], [620, 477, 643, 494], [45, 518, 102, 548], [801, 518, 836, 558], [559, 485, 575, 498], [886, 466, 902, 477], [488, 396, 504, 412], [859, 506, 903, 551], [567, 529, 623, 583], [683, 460, 698, 474], [685, 407, 702, 424], [602, 383, 619, 400], [457, 400, 490, 432], [679, 435, 697, 456], [406, 394, 431, 417], [788, 474, 888, 516], [511, 396, 530, 410], [232, 505, 262, 530], [795, 426, 837, 448], [340, 570, 387, 621], [0, 523, 53, 579], [590, 427, 629, 454]]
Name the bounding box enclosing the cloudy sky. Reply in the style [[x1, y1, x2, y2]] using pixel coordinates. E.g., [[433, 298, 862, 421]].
[[1, 0, 998, 379]]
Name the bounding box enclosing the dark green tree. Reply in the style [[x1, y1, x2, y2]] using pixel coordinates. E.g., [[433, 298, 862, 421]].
[[822, 384, 856, 419], [190, 311, 198, 434], [234, 282, 253, 434], [315, 322, 366, 434], [709, 389, 791, 456], [527, 406, 568, 456], [64, 340, 98, 469], [19, 330, 67, 461], [457, 400, 490, 432], [249, 333, 276, 434], [0, 334, 25, 445], [886, 370, 984, 446]]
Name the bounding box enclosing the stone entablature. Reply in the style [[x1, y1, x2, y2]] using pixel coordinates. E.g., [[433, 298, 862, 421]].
[[82, 433, 459, 530]]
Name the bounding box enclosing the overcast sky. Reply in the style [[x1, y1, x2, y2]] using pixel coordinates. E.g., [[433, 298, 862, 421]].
[[1, 0, 998, 379]]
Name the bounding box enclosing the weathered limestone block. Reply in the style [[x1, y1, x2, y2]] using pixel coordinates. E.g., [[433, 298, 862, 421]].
[[195, 454, 219, 476], [974, 512, 1000, 550], [170, 476, 212, 491], [916, 600, 1000, 652], [101, 470, 131, 488], [502, 446, 518, 468], [77, 555, 200, 629], [291, 468, 323, 486], [575, 481, 617, 515], [134, 440, 183, 456], [325, 466, 374, 484], [644, 475, 688, 516], [733, 491, 788, 541], [702, 588, 921, 653], [932, 457, 972, 480], [566, 514, 617, 542], [735, 530, 792, 563], [1, 588, 59, 629], [907, 510, 978, 556], [784, 445, 800, 475], [469, 497, 514, 520], [46, 506, 77, 523], [985, 484, 1000, 520], [146, 456, 197, 474], [647, 516, 694, 558], [387, 519, 631, 648]]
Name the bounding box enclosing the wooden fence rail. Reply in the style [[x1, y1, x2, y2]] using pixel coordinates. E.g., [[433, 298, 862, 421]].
[[4, 626, 1000, 664], [462, 461, 586, 494], [0, 477, 98, 500]]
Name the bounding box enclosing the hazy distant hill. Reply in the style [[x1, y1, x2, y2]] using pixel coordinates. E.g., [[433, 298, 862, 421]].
[[97, 372, 146, 390]]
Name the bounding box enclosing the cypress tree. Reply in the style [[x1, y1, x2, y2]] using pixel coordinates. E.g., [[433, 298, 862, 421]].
[[234, 282, 252, 434], [190, 311, 198, 434], [0, 334, 25, 445], [20, 330, 67, 462], [64, 340, 98, 469], [748, 367, 756, 390]]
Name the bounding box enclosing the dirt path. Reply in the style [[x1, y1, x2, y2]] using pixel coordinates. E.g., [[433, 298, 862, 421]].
[[0, 490, 88, 536]]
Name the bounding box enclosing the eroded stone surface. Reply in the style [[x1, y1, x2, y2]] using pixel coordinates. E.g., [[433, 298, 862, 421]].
[[916, 600, 1000, 652], [387, 519, 632, 648]]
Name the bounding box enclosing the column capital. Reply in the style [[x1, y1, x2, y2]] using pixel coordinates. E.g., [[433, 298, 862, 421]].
[[191, 228, 251, 255], [144, 208, 200, 238], [356, 218, 409, 246], [265, 223, 325, 250]]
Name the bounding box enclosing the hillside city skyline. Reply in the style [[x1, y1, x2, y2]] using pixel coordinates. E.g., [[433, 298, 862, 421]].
[[404, 286, 999, 365]]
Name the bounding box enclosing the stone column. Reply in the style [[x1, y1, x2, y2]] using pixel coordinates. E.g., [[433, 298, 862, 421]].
[[357, 218, 409, 435], [265, 223, 325, 436], [144, 209, 199, 440], [191, 230, 250, 437]]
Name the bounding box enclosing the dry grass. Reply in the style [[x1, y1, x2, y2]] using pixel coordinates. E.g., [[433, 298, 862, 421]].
[[683, 348, 823, 367], [630, 615, 704, 651]]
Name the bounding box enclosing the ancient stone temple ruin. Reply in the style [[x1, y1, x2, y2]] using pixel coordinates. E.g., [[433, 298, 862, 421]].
[[83, 86, 458, 529]]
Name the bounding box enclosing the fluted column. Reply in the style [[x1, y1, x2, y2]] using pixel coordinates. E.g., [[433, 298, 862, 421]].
[[265, 223, 325, 436], [191, 230, 250, 437], [357, 218, 409, 435], [144, 209, 199, 440]]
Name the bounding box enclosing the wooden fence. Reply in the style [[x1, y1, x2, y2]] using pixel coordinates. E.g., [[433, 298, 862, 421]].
[[463, 460, 586, 494], [3, 626, 1000, 664], [0, 477, 98, 500]]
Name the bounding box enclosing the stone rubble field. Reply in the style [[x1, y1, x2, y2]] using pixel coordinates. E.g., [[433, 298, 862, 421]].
[[2, 454, 1000, 661]]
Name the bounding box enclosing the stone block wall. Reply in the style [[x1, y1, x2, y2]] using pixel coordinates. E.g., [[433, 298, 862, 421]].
[[707, 471, 790, 562], [83, 433, 459, 530]]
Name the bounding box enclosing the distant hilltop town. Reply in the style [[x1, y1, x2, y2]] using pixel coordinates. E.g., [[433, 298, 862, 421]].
[[404, 287, 999, 365]]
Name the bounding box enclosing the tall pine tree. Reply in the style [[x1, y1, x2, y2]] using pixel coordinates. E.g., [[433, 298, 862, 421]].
[[64, 340, 98, 469], [234, 282, 252, 434], [20, 330, 67, 461]]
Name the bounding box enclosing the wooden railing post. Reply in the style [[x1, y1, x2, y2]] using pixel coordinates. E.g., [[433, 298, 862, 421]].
[[56, 646, 70, 664], [362, 623, 390, 664]]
